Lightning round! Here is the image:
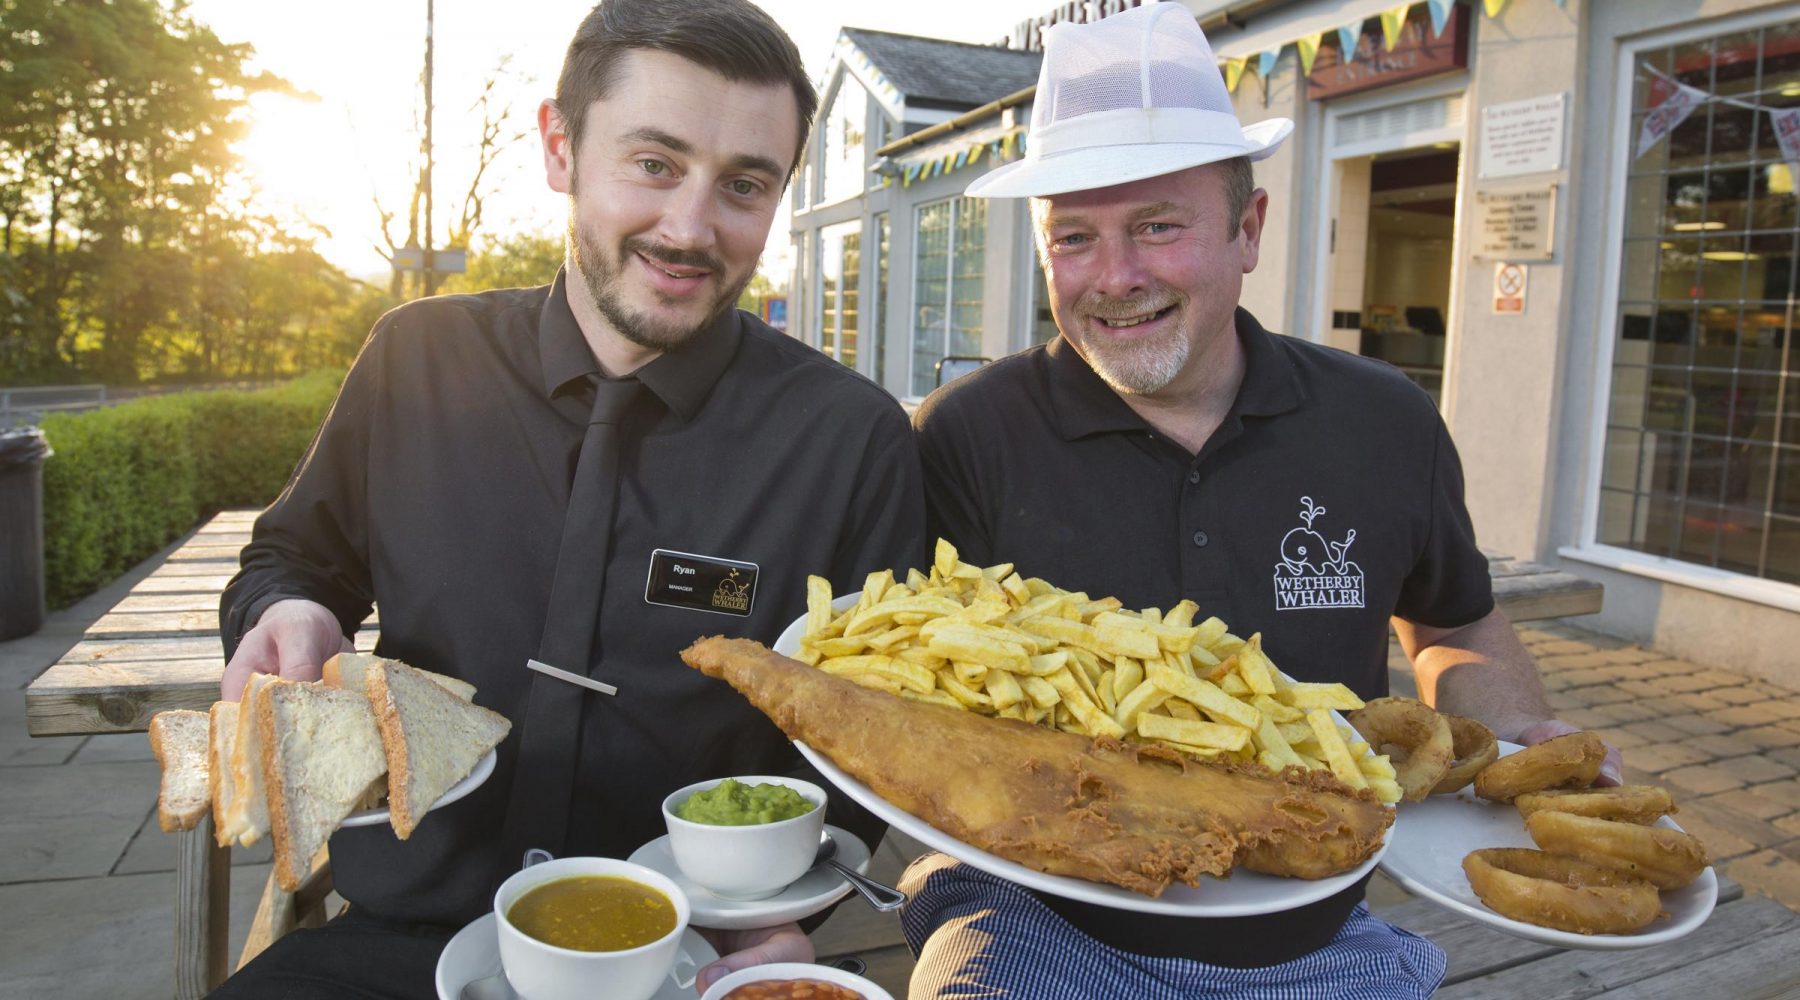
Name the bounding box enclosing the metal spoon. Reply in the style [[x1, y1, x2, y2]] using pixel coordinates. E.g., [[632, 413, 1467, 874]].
[[460, 850, 554, 1000], [816, 830, 905, 912]]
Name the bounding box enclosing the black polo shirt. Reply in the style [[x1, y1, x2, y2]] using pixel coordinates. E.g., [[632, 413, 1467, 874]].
[[913, 308, 1491, 966], [223, 271, 927, 925]]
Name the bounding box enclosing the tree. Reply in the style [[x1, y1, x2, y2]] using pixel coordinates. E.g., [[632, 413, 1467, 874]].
[[0, 0, 383, 384], [373, 58, 531, 300]]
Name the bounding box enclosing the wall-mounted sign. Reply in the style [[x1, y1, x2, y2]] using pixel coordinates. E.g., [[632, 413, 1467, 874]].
[[1480, 93, 1567, 179], [1306, 7, 1469, 102], [1474, 185, 1557, 261], [1493, 262, 1528, 315]]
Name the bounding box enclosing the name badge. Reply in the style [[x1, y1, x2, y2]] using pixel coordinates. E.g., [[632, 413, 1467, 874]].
[[644, 549, 759, 617]]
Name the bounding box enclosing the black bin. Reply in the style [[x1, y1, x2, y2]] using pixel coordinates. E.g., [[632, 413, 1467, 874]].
[[0, 427, 51, 640]]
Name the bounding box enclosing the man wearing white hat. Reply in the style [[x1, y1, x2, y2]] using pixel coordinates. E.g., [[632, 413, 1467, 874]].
[[907, 3, 1616, 996]]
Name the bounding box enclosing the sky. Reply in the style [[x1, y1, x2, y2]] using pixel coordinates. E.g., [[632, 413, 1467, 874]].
[[185, 0, 1055, 282]]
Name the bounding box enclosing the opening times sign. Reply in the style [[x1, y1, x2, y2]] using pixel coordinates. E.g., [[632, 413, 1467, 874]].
[[1474, 185, 1557, 261]]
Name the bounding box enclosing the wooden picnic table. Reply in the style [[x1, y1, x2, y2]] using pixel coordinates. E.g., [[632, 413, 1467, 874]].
[[24, 508, 1631, 998]]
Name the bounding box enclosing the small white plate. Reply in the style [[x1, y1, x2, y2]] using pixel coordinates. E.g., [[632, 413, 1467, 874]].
[[777, 593, 1391, 917], [1379, 741, 1718, 949], [341, 749, 497, 828], [628, 824, 868, 931], [434, 914, 717, 1000]]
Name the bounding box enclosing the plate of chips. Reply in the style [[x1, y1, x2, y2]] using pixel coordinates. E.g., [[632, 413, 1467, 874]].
[[770, 541, 1396, 916]]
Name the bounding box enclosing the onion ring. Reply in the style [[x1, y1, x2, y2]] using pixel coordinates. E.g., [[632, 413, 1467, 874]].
[[1473, 731, 1605, 803], [1346, 697, 1454, 802], [1462, 847, 1662, 935], [1429, 713, 1498, 795], [1515, 785, 1675, 826], [1525, 810, 1708, 890]]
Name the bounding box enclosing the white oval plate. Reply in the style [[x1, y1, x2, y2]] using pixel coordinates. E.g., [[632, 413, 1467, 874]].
[[777, 594, 1391, 917], [628, 823, 868, 930], [1379, 741, 1718, 949], [434, 915, 717, 1000], [340, 748, 497, 828]]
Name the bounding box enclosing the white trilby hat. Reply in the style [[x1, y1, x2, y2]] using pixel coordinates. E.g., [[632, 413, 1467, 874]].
[[966, 1, 1292, 199]]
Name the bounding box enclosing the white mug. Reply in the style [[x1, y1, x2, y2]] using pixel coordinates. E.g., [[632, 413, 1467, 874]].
[[494, 857, 698, 1000]]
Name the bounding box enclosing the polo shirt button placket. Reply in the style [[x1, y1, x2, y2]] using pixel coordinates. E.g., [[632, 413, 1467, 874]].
[[1187, 469, 1201, 485]]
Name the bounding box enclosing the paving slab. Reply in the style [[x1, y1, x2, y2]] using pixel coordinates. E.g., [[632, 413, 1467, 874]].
[[0, 690, 79, 766], [0, 760, 159, 881], [69, 731, 155, 764], [0, 863, 268, 1000], [115, 807, 274, 876]]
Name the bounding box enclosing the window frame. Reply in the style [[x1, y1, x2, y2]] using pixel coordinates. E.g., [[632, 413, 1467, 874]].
[[1565, 4, 1800, 613]]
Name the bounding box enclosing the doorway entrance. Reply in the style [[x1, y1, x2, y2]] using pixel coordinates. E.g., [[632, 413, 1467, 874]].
[[1326, 146, 1459, 404]]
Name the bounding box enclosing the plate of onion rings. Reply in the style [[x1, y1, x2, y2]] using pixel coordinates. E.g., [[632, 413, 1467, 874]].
[[1379, 741, 1718, 949]]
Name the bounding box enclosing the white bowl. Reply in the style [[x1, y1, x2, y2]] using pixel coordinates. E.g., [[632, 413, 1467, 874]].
[[662, 775, 827, 901], [700, 961, 894, 1000], [494, 857, 698, 1000]]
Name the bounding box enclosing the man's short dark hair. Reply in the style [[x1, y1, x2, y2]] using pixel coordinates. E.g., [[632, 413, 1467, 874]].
[[1220, 156, 1254, 239], [554, 0, 817, 183]]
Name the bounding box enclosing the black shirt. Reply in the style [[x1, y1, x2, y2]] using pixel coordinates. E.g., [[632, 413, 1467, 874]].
[[913, 308, 1492, 966], [223, 272, 928, 925]]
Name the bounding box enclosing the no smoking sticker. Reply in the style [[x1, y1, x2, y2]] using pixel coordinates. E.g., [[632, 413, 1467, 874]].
[[1493, 262, 1528, 314]]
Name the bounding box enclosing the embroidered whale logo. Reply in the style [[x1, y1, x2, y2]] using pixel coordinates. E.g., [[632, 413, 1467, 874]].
[[1273, 497, 1365, 611]]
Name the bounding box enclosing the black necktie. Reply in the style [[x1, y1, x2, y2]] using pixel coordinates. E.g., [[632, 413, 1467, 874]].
[[501, 377, 641, 862]]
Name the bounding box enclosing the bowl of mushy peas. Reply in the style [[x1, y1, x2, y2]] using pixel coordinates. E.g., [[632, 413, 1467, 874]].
[[662, 776, 826, 900]]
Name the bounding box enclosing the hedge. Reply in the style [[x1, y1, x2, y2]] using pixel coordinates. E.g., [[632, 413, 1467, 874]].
[[39, 372, 342, 608]]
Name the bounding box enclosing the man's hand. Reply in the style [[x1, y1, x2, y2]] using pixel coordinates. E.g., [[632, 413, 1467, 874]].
[[693, 922, 812, 994], [221, 598, 353, 701], [1517, 718, 1623, 787]]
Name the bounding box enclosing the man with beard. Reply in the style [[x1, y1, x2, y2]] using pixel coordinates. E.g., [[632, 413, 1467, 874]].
[[215, 1, 925, 995], [906, 5, 1614, 997]]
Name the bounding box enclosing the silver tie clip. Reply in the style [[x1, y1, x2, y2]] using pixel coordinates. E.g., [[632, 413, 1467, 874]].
[[526, 658, 619, 696]]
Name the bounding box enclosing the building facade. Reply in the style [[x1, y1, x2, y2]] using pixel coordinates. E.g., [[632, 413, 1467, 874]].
[[787, 0, 1800, 686]]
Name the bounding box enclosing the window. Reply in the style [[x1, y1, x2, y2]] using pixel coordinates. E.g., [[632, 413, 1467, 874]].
[[911, 197, 986, 396], [818, 221, 860, 369], [821, 79, 868, 205], [874, 213, 890, 387], [1600, 20, 1800, 584]]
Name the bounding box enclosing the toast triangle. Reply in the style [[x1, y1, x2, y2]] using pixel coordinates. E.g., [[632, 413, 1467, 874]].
[[208, 701, 240, 847], [324, 651, 476, 702], [149, 710, 210, 832], [365, 659, 511, 840], [221, 672, 276, 847], [259, 680, 388, 891]]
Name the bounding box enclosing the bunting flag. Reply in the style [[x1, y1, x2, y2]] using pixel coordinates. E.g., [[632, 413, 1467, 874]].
[[1225, 56, 1248, 92], [1767, 106, 1800, 178], [953, 149, 968, 170], [1337, 22, 1364, 62], [1379, 5, 1409, 52], [1426, 0, 1455, 36], [1296, 33, 1322, 77], [1257, 45, 1281, 78], [903, 163, 920, 187], [1636, 76, 1707, 158], [1483, 0, 1510, 16]]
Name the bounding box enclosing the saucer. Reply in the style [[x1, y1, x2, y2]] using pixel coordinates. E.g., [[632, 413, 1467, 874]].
[[434, 914, 717, 1000], [342, 749, 496, 828], [628, 824, 870, 931]]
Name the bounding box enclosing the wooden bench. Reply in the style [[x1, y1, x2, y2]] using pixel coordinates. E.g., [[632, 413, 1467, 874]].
[[24, 510, 1610, 997]]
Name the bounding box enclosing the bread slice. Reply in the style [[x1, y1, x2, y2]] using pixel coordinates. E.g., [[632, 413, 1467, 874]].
[[220, 673, 276, 847], [365, 659, 511, 839], [324, 651, 476, 702], [208, 701, 240, 847], [149, 710, 210, 832], [259, 681, 388, 891]]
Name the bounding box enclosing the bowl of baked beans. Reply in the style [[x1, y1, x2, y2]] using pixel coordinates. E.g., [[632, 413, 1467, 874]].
[[700, 962, 892, 1000]]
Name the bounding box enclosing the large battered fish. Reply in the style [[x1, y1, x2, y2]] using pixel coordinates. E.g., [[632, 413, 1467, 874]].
[[682, 637, 1392, 897]]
